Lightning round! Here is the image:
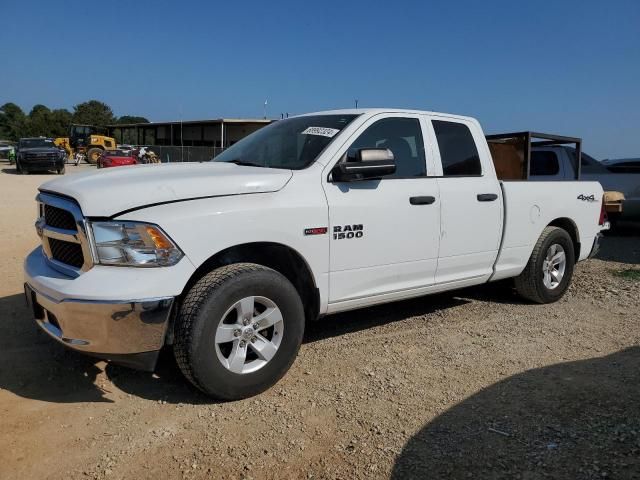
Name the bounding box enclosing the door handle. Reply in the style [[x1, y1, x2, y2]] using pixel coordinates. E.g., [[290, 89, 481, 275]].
[[409, 196, 436, 205], [477, 193, 498, 202]]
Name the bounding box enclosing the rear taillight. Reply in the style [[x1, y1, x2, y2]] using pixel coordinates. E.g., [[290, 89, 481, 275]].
[[599, 196, 607, 226]]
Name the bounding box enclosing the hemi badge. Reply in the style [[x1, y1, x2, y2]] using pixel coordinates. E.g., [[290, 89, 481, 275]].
[[304, 227, 328, 236]]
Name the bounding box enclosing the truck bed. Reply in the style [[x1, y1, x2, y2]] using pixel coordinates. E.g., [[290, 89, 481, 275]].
[[492, 180, 604, 281]]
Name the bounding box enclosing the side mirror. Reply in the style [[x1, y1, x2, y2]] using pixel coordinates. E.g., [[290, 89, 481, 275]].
[[331, 148, 396, 182]]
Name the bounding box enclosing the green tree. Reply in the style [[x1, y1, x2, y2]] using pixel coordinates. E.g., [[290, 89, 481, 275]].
[[0, 102, 27, 140], [27, 104, 52, 136], [116, 115, 149, 124], [49, 109, 73, 137], [72, 100, 115, 127]]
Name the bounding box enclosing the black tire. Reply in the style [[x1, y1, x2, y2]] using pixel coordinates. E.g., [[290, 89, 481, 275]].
[[174, 263, 305, 400], [15, 161, 22, 174], [514, 226, 575, 304], [57, 165, 65, 175], [86, 147, 103, 164]]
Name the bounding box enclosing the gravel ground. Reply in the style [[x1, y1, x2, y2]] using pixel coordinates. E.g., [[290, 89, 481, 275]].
[[0, 161, 638, 480]]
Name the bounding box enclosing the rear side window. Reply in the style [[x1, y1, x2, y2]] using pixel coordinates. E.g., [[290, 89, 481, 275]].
[[530, 151, 560, 176], [432, 121, 482, 176]]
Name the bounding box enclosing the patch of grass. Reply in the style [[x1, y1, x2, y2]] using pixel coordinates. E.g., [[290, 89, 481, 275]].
[[614, 269, 640, 281]]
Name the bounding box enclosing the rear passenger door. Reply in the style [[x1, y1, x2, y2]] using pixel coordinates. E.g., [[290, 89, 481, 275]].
[[427, 117, 503, 284]]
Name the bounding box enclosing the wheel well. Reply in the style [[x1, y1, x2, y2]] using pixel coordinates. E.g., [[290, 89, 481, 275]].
[[181, 242, 320, 323], [548, 218, 580, 259]]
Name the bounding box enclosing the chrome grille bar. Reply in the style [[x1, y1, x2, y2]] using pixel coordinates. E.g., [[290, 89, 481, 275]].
[[36, 192, 94, 277]]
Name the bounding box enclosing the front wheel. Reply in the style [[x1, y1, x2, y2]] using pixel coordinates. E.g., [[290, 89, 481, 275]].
[[174, 263, 305, 400], [86, 148, 103, 164], [57, 165, 65, 175], [514, 226, 575, 304]]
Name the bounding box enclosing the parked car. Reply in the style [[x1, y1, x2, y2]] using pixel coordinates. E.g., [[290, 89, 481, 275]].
[[529, 146, 640, 221], [601, 157, 640, 174], [16, 137, 66, 174], [25, 108, 607, 400], [116, 144, 135, 155], [0, 141, 16, 160], [97, 149, 138, 169]]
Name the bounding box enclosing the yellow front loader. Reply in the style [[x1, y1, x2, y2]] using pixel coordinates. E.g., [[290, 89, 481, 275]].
[[55, 124, 117, 164]]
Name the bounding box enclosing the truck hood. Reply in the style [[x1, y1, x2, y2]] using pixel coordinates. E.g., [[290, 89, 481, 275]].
[[39, 162, 293, 217]]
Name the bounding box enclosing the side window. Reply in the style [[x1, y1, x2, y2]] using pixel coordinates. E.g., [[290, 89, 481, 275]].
[[432, 120, 482, 176], [348, 117, 426, 178], [530, 151, 560, 176]]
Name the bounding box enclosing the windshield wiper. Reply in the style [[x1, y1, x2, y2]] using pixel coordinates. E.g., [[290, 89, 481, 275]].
[[226, 159, 265, 168]]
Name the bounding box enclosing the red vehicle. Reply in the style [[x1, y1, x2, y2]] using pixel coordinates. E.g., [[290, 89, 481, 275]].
[[97, 150, 138, 169]]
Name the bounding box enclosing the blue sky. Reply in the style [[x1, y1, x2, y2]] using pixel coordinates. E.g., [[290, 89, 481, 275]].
[[2, 0, 639, 158]]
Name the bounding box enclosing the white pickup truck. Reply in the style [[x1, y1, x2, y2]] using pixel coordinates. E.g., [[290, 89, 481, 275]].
[[25, 109, 607, 400]]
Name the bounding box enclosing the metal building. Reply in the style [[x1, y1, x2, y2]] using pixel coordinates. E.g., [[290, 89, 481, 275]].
[[107, 118, 272, 162]]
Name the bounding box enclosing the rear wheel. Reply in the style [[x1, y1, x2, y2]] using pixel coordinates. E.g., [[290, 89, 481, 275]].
[[514, 226, 575, 304], [174, 263, 305, 400], [86, 147, 103, 164]]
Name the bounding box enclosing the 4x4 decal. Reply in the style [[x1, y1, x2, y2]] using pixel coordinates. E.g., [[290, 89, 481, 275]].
[[577, 194, 597, 202]]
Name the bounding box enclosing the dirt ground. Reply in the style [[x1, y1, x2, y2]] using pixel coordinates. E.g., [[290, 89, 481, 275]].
[[0, 162, 638, 480]]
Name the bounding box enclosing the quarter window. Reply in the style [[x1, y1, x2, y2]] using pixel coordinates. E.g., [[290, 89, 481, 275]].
[[432, 121, 482, 176], [348, 117, 426, 178]]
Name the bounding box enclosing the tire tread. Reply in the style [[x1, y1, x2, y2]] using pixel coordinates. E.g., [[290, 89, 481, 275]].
[[514, 226, 572, 304], [174, 263, 270, 394]]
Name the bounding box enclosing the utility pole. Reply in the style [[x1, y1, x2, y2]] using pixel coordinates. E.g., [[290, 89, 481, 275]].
[[355, 99, 359, 109], [263, 100, 268, 119]]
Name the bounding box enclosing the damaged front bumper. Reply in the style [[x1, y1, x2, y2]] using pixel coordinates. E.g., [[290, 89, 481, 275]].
[[24, 283, 174, 370], [22, 246, 192, 371]]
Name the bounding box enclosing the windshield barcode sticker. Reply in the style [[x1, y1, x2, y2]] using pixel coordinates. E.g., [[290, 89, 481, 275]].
[[301, 127, 340, 138]]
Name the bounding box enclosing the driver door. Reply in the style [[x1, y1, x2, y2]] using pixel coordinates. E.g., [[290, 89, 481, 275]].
[[323, 114, 441, 306]]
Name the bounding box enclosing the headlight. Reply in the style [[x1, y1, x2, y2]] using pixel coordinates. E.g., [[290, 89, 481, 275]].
[[90, 221, 183, 267]]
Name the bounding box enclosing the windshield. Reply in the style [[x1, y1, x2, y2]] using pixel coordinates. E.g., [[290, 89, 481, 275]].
[[214, 114, 358, 169], [19, 138, 54, 149]]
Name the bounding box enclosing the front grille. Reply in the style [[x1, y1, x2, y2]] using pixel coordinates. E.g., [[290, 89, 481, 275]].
[[26, 152, 58, 160], [48, 238, 84, 268], [44, 204, 77, 231], [39, 193, 92, 275]]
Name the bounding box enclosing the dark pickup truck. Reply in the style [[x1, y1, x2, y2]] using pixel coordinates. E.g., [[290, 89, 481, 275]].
[[17, 137, 66, 175]]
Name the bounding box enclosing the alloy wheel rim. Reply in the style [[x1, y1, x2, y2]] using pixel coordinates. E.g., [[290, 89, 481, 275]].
[[542, 244, 566, 290], [214, 296, 284, 374]]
